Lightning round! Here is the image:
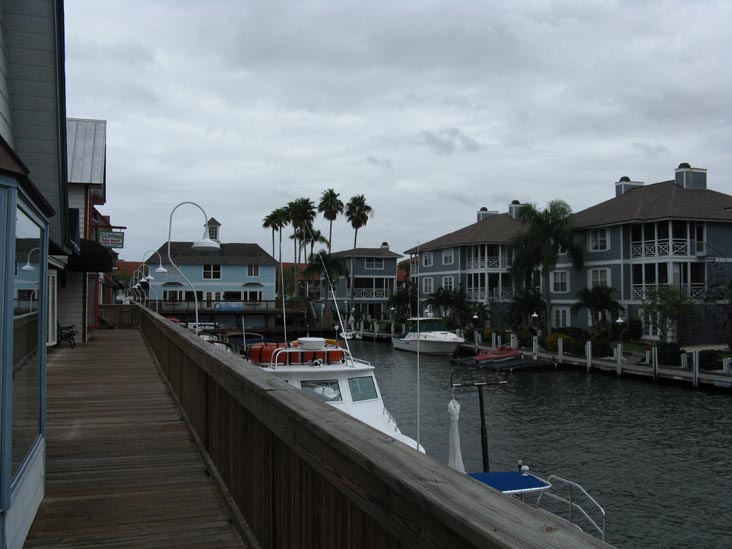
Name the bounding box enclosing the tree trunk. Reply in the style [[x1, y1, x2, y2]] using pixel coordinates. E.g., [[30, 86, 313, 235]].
[[328, 220, 333, 253], [350, 229, 358, 311], [543, 267, 552, 336]]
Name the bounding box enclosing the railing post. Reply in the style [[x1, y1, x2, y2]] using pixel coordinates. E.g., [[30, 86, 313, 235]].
[[497, 334, 502, 348], [692, 350, 700, 388], [491, 332, 497, 349], [681, 353, 688, 369], [585, 341, 592, 372], [510, 333, 517, 350], [723, 357, 731, 375], [532, 336, 538, 360], [557, 337, 564, 364], [652, 346, 659, 381], [616, 342, 623, 376]]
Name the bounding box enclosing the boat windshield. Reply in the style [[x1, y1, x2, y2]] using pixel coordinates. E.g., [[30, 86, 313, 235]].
[[407, 318, 449, 332], [300, 380, 342, 402], [348, 376, 379, 402]]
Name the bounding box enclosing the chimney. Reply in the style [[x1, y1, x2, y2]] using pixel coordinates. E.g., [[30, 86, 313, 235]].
[[477, 206, 498, 222], [615, 176, 644, 197], [380, 241, 389, 250], [675, 163, 707, 190], [508, 200, 524, 220]]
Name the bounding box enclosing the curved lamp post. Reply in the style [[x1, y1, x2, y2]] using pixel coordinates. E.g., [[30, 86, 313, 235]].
[[21, 247, 40, 271], [167, 201, 220, 334], [142, 249, 168, 313]]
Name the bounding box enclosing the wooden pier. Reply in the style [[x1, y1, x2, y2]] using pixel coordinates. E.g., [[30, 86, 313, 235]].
[[25, 330, 248, 548]]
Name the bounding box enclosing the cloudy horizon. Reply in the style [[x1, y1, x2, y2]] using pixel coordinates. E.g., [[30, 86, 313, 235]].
[[65, 0, 732, 261]]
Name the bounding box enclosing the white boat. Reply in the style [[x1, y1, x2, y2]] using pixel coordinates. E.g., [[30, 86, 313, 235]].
[[339, 330, 362, 340], [246, 336, 424, 452], [392, 315, 464, 355]]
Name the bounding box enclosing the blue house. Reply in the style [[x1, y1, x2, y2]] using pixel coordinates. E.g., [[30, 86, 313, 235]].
[[407, 163, 732, 344], [330, 243, 402, 321], [148, 219, 278, 329]]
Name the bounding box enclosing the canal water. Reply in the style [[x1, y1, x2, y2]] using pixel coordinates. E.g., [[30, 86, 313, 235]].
[[345, 339, 732, 548]]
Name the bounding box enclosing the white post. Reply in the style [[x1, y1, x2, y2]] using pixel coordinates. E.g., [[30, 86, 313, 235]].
[[558, 337, 564, 364], [616, 343, 623, 376], [723, 357, 731, 374], [585, 340, 592, 372], [532, 336, 538, 360], [692, 350, 700, 388], [645, 349, 651, 366], [374, 322, 379, 341], [510, 333, 517, 349], [492, 332, 497, 349], [652, 346, 659, 381], [681, 353, 688, 369], [497, 334, 502, 348]]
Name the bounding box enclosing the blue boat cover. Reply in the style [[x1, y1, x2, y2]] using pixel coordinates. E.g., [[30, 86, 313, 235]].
[[468, 471, 551, 495]]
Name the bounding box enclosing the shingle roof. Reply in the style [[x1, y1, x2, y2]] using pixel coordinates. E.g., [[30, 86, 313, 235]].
[[572, 181, 732, 229], [332, 247, 402, 259], [67, 118, 106, 185], [152, 242, 277, 266], [404, 213, 524, 253]]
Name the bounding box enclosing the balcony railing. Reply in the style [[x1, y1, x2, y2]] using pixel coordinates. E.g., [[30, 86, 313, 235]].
[[466, 257, 511, 270], [631, 283, 706, 301], [353, 289, 389, 298], [630, 239, 702, 258], [147, 300, 306, 313], [467, 288, 514, 301]]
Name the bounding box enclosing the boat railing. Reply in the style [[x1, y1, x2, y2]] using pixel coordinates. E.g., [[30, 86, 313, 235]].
[[267, 345, 368, 369], [535, 475, 606, 541], [381, 407, 399, 432]]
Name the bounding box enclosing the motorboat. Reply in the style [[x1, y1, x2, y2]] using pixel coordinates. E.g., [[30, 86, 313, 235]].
[[339, 330, 362, 340], [246, 336, 424, 452], [459, 346, 522, 366], [392, 315, 464, 355]]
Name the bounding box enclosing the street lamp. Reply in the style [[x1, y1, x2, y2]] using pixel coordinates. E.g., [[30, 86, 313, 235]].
[[142, 249, 168, 313], [390, 306, 395, 338], [167, 201, 220, 334], [21, 247, 40, 271], [615, 317, 628, 361]]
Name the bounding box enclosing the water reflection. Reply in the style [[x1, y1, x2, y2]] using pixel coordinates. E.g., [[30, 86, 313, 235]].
[[350, 339, 732, 548]]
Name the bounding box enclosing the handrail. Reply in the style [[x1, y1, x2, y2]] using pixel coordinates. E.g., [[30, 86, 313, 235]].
[[536, 474, 606, 541], [138, 307, 610, 548]]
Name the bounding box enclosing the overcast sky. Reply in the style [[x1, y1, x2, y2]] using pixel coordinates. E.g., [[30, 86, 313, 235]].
[[65, 0, 732, 263]]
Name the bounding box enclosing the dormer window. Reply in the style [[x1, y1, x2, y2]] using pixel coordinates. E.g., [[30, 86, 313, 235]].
[[208, 225, 219, 241]]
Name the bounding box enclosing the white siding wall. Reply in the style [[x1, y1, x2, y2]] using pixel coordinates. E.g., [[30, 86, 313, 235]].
[[57, 271, 84, 333], [68, 186, 85, 236]]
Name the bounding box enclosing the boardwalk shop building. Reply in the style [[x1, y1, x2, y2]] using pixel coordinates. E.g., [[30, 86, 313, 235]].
[[408, 164, 732, 343]]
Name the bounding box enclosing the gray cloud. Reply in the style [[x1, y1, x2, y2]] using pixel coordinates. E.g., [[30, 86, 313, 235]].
[[418, 129, 482, 155], [365, 156, 394, 170]]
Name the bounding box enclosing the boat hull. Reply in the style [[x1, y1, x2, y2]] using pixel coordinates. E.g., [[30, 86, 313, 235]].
[[392, 337, 461, 355]]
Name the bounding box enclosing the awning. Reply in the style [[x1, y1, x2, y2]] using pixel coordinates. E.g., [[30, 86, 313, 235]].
[[162, 282, 184, 287], [66, 239, 114, 273], [242, 282, 263, 287]]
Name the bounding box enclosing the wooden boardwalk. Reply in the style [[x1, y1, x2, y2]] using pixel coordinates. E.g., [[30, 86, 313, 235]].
[[25, 329, 248, 548]]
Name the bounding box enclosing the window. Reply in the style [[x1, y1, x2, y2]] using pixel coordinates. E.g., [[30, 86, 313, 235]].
[[300, 380, 342, 402], [589, 229, 609, 251], [553, 307, 570, 328], [423, 277, 433, 294], [348, 376, 378, 401], [442, 249, 454, 265], [203, 264, 221, 279], [365, 257, 384, 270], [208, 225, 218, 241], [551, 271, 569, 293], [248, 264, 259, 276], [422, 252, 433, 267], [590, 268, 610, 287], [442, 276, 454, 291]]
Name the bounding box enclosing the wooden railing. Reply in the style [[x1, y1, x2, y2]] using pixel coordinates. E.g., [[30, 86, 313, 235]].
[[138, 306, 608, 548], [99, 305, 138, 328]]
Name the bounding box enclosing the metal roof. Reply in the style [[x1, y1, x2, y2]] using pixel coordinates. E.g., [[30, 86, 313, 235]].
[[331, 247, 403, 259], [67, 118, 106, 185], [152, 242, 278, 266]]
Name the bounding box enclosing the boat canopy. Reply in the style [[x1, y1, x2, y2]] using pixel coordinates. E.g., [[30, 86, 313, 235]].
[[405, 318, 449, 332]]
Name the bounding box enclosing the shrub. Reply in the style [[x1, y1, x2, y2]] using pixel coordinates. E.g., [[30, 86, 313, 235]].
[[546, 333, 574, 352], [591, 339, 613, 358], [625, 318, 643, 341], [699, 350, 725, 370], [657, 343, 682, 366], [482, 328, 508, 344], [568, 338, 587, 355], [553, 326, 588, 340]]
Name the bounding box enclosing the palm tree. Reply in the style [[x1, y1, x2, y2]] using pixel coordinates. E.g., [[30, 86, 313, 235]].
[[571, 286, 624, 338], [305, 226, 329, 258], [269, 207, 289, 295], [345, 195, 373, 310], [287, 198, 316, 296], [318, 189, 344, 253], [262, 211, 278, 258], [304, 250, 349, 326], [510, 200, 583, 336]]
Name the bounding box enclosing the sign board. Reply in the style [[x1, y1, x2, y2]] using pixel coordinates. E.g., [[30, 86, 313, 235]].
[[214, 302, 245, 312], [99, 231, 124, 248]]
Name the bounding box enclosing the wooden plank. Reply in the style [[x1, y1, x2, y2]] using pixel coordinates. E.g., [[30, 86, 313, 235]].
[[25, 329, 248, 548]]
